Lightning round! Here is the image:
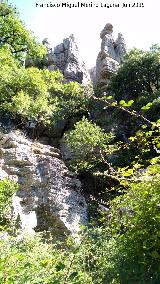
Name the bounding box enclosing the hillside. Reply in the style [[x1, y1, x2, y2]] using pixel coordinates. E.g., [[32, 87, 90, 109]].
[[0, 2, 160, 283]]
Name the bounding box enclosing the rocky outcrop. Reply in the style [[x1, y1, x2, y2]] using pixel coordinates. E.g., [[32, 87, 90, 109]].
[[26, 35, 90, 84], [96, 23, 126, 89], [53, 34, 90, 84], [0, 131, 87, 239]]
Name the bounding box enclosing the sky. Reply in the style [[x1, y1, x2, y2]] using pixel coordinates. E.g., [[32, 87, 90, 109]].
[[8, 0, 160, 68]]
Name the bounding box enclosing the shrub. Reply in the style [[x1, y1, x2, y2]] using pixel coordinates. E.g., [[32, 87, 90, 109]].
[[107, 160, 160, 282], [0, 179, 18, 230], [64, 117, 113, 171]]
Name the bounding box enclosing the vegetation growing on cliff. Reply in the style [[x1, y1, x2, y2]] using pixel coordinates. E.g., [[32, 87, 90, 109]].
[[0, 2, 160, 283], [1, 161, 160, 283], [0, 179, 18, 230], [64, 117, 113, 171]]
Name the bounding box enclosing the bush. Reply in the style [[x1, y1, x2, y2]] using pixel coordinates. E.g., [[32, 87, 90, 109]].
[[109, 48, 160, 103], [0, 179, 18, 230], [64, 117, 113, 171], [107, 160, 160, 282]]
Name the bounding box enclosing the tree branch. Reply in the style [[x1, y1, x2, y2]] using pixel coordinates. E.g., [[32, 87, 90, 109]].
[[91, 94, 153, 126]]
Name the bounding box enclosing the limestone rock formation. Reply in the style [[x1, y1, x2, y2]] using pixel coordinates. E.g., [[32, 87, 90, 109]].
[[115, 33, 127, 63], [96, 23, 126, 89], [0, 131, 87, 239], [52, 34, 90, 83], [26, 35, 90, 84]]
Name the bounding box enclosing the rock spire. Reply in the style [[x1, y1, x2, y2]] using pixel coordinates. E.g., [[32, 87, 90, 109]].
[[96, 23, 126, 89]]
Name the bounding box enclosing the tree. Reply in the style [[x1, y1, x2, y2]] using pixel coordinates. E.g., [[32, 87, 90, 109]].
[[0, 48, 62, 125], [109, 48, 160, 103], [0, 47, 90, 126], [0, 2, 46, 62]]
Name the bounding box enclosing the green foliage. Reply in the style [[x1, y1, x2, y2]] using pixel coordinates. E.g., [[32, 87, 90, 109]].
[[0, 164, 160, 283], [5, 90, 60, 125], [0, 44, 19, 67], [0, 2, 46, 62], [0, 48, 63, 102], [109, 48, 160, 104], [0, 47, 89, 126], [119, 99, 134, 107], [64, 117, 113, 171], [0, 179, 18, 229], [57, 82, 90, 119], [76, 163, 160, 282], [0, 49, 61, 125], [0, 231, 99, 284], [100, 48, 160, 168], [0, 3, 160, 283], [106, 161, 160, 282], [0, 234, 65, 284]]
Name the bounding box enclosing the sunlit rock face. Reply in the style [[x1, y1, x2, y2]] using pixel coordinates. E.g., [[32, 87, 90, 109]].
[[26, 35, 90, 84], [96, 23, 126, 89], [53, 34, 90, 84], [0, 131, 87, 239]]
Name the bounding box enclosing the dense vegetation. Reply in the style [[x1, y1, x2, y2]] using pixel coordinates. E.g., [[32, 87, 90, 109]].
[[0, 1, 46, 61], [0, 2, 160, 283], [0, 46, 90, 126]]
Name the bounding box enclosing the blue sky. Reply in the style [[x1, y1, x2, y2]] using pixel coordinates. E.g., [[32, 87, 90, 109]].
[[9, 0, 160, 68]]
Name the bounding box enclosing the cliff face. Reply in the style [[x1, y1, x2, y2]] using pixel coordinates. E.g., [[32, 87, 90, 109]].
[[0, 25, 127, 240], [0, 131, 87, 239]]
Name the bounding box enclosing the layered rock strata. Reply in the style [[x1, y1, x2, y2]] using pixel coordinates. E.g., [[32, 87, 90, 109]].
[[0, 131, 87, 239]]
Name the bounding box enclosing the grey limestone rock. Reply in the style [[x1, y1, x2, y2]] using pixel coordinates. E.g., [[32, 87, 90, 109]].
[[53, 34, 90, 84], [26, 35, 90, 84], [96, 23, 126, 89], [0, 130, 87, 239], [115, 33, 127, 63]]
